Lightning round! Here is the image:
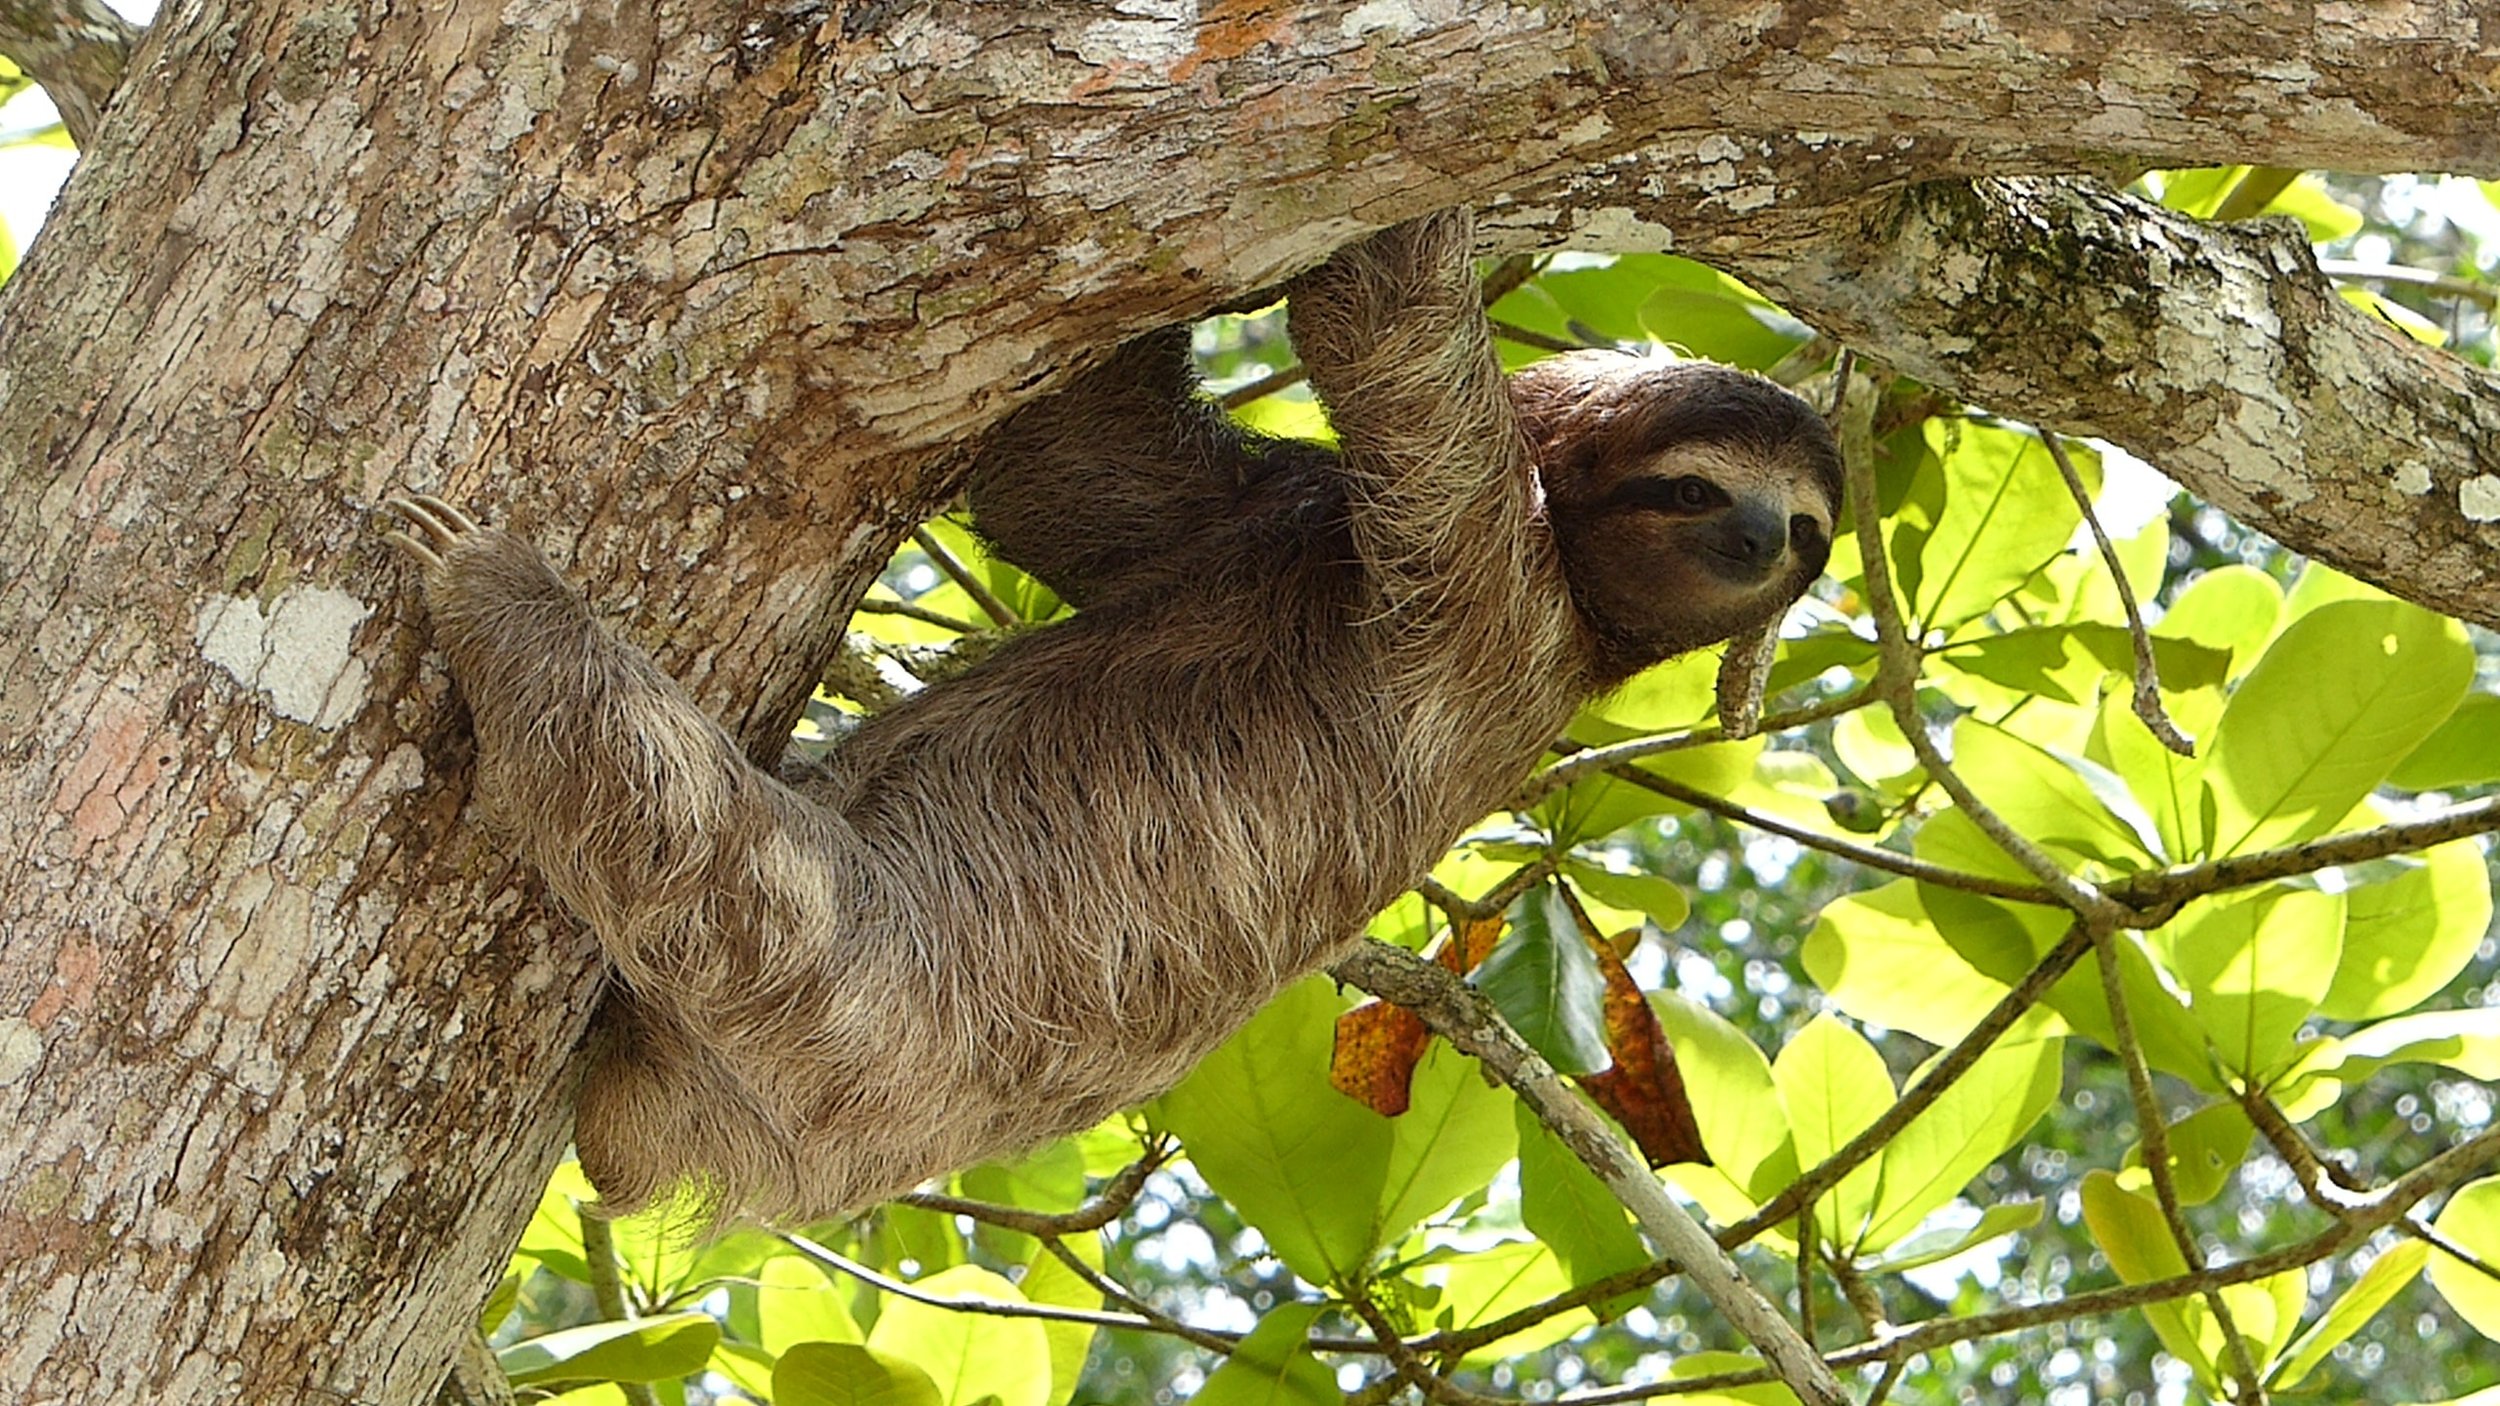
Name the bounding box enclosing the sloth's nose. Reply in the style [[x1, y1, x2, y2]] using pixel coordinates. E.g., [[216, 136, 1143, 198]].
[[1710, 501, 1788, 581]]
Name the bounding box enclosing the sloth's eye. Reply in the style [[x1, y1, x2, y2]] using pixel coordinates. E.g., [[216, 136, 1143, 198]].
[[1618, 475, 1726, 515], [1790, 514, 1826, 551]]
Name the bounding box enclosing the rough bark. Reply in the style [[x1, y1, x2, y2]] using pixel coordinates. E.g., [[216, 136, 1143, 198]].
[[4, 2, 2499, 1403]]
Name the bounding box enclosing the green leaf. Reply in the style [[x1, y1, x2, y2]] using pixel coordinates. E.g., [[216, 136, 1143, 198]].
[[1020, 1238, 1104, 1404], [1472, 886, 1612, 1076], [498, 1312, 722, 1388], [516, 1160, 598, 1284], [1649, 992, 1796, 1201], [2430, 1177, 2500, 1340], [1431, 1240, 1592, 1365], [1154, 978, 1391, 1284], [1861, 1020, 2062, 1252], [1862, 1200, 2043, 1274], [775, 1342, 946, 1406], [1934, 625, 2229, 708], [1193, 1303, 1338, 1406], [2152, 886, 2343, 1080], [864, 1266, 1051, 1406], [479, 1271, 521, 1336], [1952, 718, 2164, 869], [1906, 420, 2089, 632], [2389, 693, 2500, 790], [2273, 1241, 2428, 1391], [2205, 600, 2473, 856], [1803, 881, 2011, 1045], [1563, 861, 1690, 932], [1516, 1103, 1646, 1298], [2322, 837, 2493, 1020], [1375, 1041, 1518, 1247], [1773, 1015, 1894, 1249], [2125, 1103, 2254, 1207], [751, 1250, 862, 1354], [2277, 1007, 2500, 1117], [2079, 1171, 2211, 1385]]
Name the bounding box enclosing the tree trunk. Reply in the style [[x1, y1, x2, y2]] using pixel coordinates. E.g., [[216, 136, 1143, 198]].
[[3, 2, 2496, 1400]]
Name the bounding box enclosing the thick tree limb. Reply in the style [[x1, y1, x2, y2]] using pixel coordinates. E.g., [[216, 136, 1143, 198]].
[[7, 4, 2500, 1402], [1724, 178, 2500, 632], [0, 0, 137, 146]]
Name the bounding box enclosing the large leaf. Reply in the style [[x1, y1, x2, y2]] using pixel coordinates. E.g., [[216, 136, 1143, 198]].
[[1516, 1103, 1648, 1298], [775, 1343, 946, 1406], [1772, 1015, 1894, 1248], [749, 1251, 861, 1355], [1431, 1240, 1591, 1365], [2079, 1172, 2212, 1386], [2388, 693, 2500, 790], [1903, 419, 2090, 632], [2204, 599, 2473, 857], [2321, 836, 2493, 1020], [1860, 1020, 2063, 1252], [1021, 1238, 1105, 1404], [864, 1266, 1051, 1406], [1155, 978, 1393, 1283], [1374, 1040, 1519, 1247], [2152, 886, 2343, 1080], [1649, 992, 1796, 1202], [2273, 1241, 2428, 1391], [1952, 717, 2164, 869], [1803, 880, 2012, 1044]]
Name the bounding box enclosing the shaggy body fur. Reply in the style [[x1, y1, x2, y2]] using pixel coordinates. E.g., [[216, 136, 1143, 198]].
[[389, 212, 1841, 1220]]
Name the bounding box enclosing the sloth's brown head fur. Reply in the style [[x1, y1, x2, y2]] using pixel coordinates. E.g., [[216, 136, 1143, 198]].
[[1512, 351, 1843, 683]]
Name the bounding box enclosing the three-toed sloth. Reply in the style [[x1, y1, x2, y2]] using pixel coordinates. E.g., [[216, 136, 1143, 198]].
[[389, 211, 1842, 1221]]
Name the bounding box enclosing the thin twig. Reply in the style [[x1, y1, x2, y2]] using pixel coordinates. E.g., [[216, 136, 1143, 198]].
[[851, 595, 979, 633], [2041, 430, 2194, 756], [2317, 259, 2500, 311], [899, 1144, 1172, 1236], [781, 1233, 1182, 1336], [1350, 1291, 1501, 1406], [2091, 925, 2268, 1401], [1488, 318, 1597, 354], [2108, 796, 2500, 909], [1728, 921, 2094, 1245], [1520, 686, 1879, 804], [1838, 365, 2124, 928], [2398, 1216, 2500, 1284], [911, 527, 1019, 628], [1037, 1238, 1241, 1355], [1219, 364, 1307, 409], [1414, 859, 1555, 923], [579, 1212, 664, 1406], [1565, 760, 2060, 905]]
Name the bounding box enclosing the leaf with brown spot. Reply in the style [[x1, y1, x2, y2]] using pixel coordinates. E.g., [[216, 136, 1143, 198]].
[[1577, 932, 1710, 1168], [1329, 913, 1510, 1116], [1330, 998, 1431, 1116]]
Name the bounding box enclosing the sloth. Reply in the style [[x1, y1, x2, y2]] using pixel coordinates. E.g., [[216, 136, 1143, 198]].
[[387, 211, 1842, 1221]]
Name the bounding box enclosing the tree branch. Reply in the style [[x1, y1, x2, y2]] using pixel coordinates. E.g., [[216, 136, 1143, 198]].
[[1332, 939, 1848, 1406], [0, 0, 137, 147]]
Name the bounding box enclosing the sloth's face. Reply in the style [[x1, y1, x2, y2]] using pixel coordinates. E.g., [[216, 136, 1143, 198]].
[[1513, 353, 1843, 682]]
